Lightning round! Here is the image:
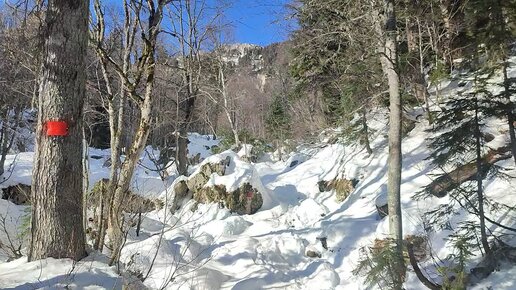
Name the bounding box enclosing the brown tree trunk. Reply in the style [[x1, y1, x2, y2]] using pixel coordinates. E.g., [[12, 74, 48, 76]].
[[0, 108, 10, 177], [474, 102, 491, 256], [426, 145, 511, 198], [177, 126, 189, 176], [177, 75, 196, 176], [361, 109, 373, 155], [407, 243, 442, 290], [0, 107, 20, 178], [29, 0, 89, 261]]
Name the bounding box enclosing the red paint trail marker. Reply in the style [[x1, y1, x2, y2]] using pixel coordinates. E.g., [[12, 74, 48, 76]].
[[45, 121, 69, 136]]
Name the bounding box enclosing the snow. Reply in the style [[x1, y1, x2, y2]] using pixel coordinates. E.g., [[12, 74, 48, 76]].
[[1, 57, 516, 289], [0, 255, 123, 289]]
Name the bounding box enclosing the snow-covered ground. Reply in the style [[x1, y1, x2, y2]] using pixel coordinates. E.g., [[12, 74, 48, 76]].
[[1, 62, 516, 289]]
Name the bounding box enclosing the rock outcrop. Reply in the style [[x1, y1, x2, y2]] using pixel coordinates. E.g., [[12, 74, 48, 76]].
[[318, 178, 359, 202], [173, 153, 267, 215], [1, 184, 31, 205]]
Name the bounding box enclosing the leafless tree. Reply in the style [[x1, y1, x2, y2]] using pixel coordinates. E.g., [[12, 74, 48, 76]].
[[91, 0, 167, 264]]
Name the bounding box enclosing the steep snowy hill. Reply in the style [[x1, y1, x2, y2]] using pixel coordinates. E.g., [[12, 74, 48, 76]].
[[1, 60, 516, 289]]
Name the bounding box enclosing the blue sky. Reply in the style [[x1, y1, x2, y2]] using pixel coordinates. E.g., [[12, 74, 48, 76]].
[[224, 0, 293, 46], [100, 0, 294, 47]]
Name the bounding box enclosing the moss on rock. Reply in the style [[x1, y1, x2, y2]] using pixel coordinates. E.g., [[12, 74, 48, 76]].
[[318, 178, 358, 202], [187, 160, 228, 193], [195, 182, 263, 215]]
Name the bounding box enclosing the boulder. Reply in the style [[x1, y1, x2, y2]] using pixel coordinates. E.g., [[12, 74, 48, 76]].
[[318, 178, 359, 202], [195, 182, 263, 215], [171, 179, 190, 212], [375, 192, 388, 219], [316, 237, 328, 250], [306, 249, 322, 258], [174, 180, 189, 200], [1, 184, 31, 205], [187, 159, 228, 193]]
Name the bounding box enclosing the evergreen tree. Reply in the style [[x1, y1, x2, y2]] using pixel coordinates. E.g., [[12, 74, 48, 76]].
[[265, 94, 291, 143], [290, 0, 384, 152], [426, 71, 494, 256], [463, 0, 516, 166]]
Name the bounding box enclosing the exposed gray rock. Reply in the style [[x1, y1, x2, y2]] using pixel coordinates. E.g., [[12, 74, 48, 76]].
[[306, 250, 322, 258], [1, 184, 31, 205], [194, 182, 263, 215], [187, 160, 228, 193]]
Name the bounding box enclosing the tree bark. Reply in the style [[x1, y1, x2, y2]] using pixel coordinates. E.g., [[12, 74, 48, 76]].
[[177, 126, 189, 176], [92, 0, 131, 252], [426, 145, 511, 198], [0, 108, 10, 178], [29, 0, 89, 261], [0, 107, 20, 178], [108, 87, 154, 265], [416, 18, 433, 124], [474, 101, 491, 256], [361, 109, 373, 155], [384, 0, 405, 286], [385, 0, 403, 246], [177, 75, 196, 176], [219, 64, 240, 148]]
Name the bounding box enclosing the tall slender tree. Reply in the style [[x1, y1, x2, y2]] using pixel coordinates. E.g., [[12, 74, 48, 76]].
[[383, 0, 405, 287], [29, 0, 89, 261]]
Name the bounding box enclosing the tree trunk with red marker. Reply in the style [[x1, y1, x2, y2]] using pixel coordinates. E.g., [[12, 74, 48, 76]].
[[29, 0, 89, 261]]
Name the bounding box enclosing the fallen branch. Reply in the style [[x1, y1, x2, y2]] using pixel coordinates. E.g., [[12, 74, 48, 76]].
[[406, 242, 441, 290], [426, 146, 512, 198]]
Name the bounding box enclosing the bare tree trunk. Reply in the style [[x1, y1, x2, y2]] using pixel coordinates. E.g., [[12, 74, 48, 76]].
[[474, 101, 491, 256], [91, 0, 164, 263], [0, 107, 20, 177], [0, 108, 10, 177], [177, 127, 189, 176], [501, 60, 516, 165], [177, 74, 196, 176], [29, 0, 89, 261], [109, 87, 154, 265], [82, 126, 89, 244], [361, 109, 373, 155], [219, 64, 240, 147], [384, 0, 405, 286], [417, 18, 433, 124], [177, 78, 194, 176]]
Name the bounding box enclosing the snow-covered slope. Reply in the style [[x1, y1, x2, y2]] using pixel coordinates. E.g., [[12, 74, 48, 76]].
[[1, 60, 516, 289]]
